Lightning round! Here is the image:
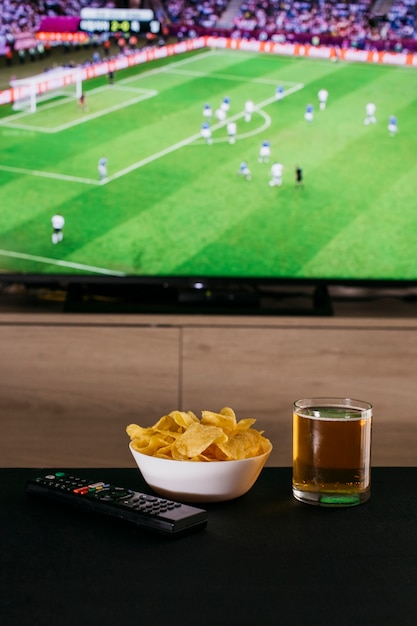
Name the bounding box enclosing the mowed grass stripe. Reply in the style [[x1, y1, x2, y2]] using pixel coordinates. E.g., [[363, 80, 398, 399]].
[[171, 62, 416, 277], [302, 163, 417, 279], [0, 50, 416, 278]]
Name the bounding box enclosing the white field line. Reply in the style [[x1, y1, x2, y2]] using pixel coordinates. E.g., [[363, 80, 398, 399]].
[[51, 90, 158, 133], [0, 88, 158, 134], [209, 109, 272, 144], [0, 49, 216, 132], [0, 163, 100, 185], [0, 248, 126, 275], [104, 82, 304, 183], [0, 82, 303, 185]]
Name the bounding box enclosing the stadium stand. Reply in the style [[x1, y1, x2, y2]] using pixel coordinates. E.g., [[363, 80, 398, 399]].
[[1, 0, 417, 55]]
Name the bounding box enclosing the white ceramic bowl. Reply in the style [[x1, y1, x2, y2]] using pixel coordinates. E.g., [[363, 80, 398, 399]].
[[129, 441, 272, 503]]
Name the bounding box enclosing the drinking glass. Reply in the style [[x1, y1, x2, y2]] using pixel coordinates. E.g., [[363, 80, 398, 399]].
[[292, 397, 372, 506]]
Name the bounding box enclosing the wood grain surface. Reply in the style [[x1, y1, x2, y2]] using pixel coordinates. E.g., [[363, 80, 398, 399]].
[[1, 314, 416, 467]]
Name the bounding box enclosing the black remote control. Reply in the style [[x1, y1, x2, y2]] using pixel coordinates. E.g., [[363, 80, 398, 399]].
[[26, 472, 208, 537]]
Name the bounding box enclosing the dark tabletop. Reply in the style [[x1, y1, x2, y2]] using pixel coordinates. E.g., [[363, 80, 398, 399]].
[[1, 467, 416, 626]]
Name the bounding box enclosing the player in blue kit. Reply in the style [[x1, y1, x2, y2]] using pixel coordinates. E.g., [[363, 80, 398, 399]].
[[201, 121, 212, 144], [258, 140, 271, 163], [305, 104, 313, 122], [221, 96, 230, 113], [203, 103, 212, 120], [388, 115, 398, 137], [238, 161, 251, 180], [98, 157, 107, 180], [276, 85, 284, 101]]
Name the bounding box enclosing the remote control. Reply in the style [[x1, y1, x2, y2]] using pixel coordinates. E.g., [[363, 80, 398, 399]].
[[26, 472, 208, 537]]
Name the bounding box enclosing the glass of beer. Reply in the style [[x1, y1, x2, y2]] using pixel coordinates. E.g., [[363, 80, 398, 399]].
[[292, 397, 372, 506]]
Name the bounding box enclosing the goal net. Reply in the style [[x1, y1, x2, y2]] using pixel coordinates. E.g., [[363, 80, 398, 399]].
[[10, 67, 83, 113]]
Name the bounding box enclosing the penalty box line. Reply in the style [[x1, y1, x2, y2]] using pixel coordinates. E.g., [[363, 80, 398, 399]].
[[0, 50, 216, 134], [0, 82, 304, 186], [0, 87, 158, 134]]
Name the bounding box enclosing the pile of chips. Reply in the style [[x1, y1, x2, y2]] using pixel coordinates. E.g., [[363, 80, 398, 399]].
[[126, 407, 272, 462]]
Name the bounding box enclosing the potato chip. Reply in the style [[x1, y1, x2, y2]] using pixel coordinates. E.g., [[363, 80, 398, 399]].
[[201, 408, 237, 433], [217, 430, 264, 460], [172, 422, 227, 459], [169, 410, 199, 429], [234, 418, 257, 431], [126, 407, 271, 462]]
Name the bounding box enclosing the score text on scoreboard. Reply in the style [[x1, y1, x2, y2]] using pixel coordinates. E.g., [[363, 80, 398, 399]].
[[79, 8, 160, 35]]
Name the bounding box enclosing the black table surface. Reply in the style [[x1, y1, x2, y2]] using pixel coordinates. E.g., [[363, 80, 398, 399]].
[[1, 467, 416, 626]]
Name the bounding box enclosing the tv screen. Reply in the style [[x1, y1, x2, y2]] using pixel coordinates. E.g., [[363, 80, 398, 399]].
[[1, 43, 416, 311]]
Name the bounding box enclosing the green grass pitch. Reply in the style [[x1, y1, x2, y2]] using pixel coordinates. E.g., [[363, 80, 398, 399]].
[[0, 48, 416, 281]]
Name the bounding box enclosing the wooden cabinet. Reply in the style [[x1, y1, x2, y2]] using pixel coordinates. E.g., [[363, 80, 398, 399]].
[[1, 314, 416, 467]]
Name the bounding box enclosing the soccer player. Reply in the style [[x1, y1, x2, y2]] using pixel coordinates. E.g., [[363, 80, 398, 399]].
[[227, 121, 237, 144], [276, 85, 284, 101], [78, 92, 88, 112], [238, 161, 251, 181], [201, 122, 212, 144], [269, 162, 283, 187], [215, 107, 226, 122], [98, 157, 108, 180], [295, 165, 303, 188], [388, 115, 398, 136], [51, 214, 65, 244], [244, 100, 255, 122], [305, 104, 313, 122], [318, 89, 328, 111], [203, 103, 212, 120], [364, 103, 376, 125], [220, 96, 230, 113], [258, 140, 271, 163]]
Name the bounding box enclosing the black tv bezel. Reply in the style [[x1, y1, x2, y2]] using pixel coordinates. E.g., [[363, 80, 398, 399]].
[[2, 271, 417, 315]]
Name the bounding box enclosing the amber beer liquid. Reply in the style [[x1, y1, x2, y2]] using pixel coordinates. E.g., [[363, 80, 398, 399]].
[[292, 398, 372, 506]]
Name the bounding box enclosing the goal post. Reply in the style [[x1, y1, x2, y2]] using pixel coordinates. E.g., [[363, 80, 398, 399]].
[[10, 67, 83, 113]]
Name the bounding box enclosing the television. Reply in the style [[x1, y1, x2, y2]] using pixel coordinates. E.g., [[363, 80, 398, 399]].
[[1, 39, 417, 315]]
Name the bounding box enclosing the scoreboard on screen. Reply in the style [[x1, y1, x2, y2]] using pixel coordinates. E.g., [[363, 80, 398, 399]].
[[79, 8, 161, 36]]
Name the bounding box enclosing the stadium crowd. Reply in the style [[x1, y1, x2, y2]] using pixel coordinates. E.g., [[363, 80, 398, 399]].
[[164, 0, 417, 48], [230, 0, 417, 46], [0, 1, 115, 41], [1, 0, 417, 53]]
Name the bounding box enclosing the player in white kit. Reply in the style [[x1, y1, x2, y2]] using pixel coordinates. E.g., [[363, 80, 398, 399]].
[[227, 121, 237, 144], [215, 107, 226, 122], [244, 100, 255, 122], [364, 103, 376, 125], [269, 162, 283, 187], [318, 89, 328, 110], [51, 214, 65, 244]]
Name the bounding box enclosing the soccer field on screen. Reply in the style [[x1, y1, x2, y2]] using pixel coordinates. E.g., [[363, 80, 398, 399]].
[[0, 48, 416, 280]]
